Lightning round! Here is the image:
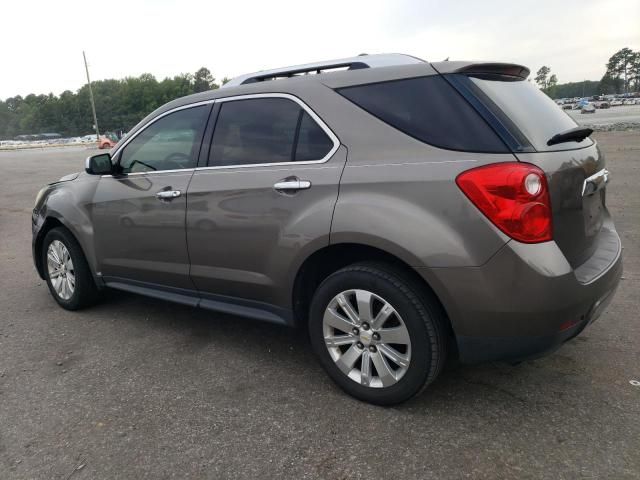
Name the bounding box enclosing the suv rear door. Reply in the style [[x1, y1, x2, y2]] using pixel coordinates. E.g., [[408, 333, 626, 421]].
[[186, 94, 345, 314]]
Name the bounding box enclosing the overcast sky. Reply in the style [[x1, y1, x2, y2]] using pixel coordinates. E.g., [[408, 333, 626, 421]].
[[1, 0, 638, 99]]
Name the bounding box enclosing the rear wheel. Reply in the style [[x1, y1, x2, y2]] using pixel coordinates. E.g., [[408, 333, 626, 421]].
[[309, 262, 447, 405], [42, 227, 99, 310]]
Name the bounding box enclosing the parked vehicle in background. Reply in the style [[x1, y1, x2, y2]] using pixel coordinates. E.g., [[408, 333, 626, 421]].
[[622, 99, 635, 105], [562, 103, 574, 110], [597, 101, 610, 109], [31, 54, 622, 405], [610, 99, 623, 106], [98, 132, 118, 149], [581, 104, 596, 114]]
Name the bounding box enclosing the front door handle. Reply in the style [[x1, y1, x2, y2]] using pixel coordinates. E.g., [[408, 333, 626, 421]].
[[273, 179, 312, 192], [156, 190, 181, 200]]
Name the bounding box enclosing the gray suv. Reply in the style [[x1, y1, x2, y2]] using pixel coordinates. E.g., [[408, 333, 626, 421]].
[[32, 54, 622, 405]]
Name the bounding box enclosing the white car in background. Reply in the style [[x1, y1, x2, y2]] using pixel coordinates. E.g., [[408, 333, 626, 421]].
[[610, 99, 623, 106]]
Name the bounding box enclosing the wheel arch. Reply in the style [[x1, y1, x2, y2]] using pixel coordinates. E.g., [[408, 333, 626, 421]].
[[34, 215, 97, 283], [34, 217, 66, 278], [291, 242, 457, 345]]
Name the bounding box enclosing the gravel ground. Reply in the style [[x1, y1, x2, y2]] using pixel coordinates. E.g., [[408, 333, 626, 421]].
[[0, 132, 638, 479], [568, 104, 640, 126]]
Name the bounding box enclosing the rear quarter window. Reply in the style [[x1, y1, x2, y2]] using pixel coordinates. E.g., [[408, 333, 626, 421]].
[[337, 76, 509, 153]]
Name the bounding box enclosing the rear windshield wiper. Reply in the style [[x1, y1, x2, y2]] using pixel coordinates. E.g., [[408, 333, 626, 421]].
[[547, 127, 593, 146]]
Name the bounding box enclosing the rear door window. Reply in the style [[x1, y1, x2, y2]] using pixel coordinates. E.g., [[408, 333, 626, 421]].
[[295, 111, 335, 161], [337, 76, 508, 153], [209, 97, 334, 167]]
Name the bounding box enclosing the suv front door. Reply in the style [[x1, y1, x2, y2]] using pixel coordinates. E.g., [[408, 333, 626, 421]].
[[91, 103, 211, 292], [186, 94, 345, 316]]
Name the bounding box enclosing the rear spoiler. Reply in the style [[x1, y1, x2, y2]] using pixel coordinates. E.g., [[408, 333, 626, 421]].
[[431, 61, 530, 80]]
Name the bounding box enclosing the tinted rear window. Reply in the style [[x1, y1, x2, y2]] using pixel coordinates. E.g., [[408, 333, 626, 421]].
[[295, 111, 334, 161], [468, 76, 591, 152], [209, 98, 334, 167], [337, 76, 508, 153]]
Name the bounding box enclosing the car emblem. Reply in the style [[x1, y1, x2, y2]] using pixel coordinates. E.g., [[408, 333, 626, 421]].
[[582, 168, 610, 197]]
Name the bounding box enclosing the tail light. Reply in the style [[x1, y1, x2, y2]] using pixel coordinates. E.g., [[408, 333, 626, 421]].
[[456, 162, 553, 243]]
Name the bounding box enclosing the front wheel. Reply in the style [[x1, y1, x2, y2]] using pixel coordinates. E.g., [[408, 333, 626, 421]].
[[42, 227, 99, 310], [309, 262, 447, 405]]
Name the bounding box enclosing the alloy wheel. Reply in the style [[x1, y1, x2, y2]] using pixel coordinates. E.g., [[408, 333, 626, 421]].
[[46, 240, 75, 300], [322, 289, 411, 388]]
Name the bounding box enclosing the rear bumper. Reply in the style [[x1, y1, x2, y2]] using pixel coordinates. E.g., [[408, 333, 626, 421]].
[[420, 223, 622, 364]]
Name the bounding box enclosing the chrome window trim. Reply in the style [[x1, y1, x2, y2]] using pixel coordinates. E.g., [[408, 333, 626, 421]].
[[197, 92, 340, 171], [106, 100, 215, 175]]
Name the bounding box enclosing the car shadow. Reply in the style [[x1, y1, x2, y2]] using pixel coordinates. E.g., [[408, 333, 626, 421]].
[[89, 289, 591, 414]]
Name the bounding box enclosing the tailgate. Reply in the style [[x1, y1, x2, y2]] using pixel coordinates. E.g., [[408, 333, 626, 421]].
[[516, 143, 607, 268]]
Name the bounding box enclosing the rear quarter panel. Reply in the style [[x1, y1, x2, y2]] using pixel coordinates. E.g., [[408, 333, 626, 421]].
[[305, 78, 514, 268]]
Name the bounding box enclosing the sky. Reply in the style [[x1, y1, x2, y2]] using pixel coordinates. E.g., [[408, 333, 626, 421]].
[[0, 0, 638, 99]]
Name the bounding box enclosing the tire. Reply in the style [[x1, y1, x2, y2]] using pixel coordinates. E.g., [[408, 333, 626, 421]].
[[41, 227, 99, 310], [309, 262, 447, 405]]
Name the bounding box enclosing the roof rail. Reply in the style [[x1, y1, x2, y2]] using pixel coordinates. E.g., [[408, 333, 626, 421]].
[[222, 53, 425, 88]]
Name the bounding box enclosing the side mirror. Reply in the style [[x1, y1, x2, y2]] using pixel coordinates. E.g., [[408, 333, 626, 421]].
[[85, 153, 113, 175]]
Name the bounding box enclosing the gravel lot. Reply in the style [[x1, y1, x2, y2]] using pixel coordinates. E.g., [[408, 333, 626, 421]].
[[1, 132, 638, 479], [567, 104, 640, 126]]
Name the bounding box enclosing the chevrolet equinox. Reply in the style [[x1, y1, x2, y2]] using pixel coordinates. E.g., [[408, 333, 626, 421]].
[[32, 54, 622, 405]]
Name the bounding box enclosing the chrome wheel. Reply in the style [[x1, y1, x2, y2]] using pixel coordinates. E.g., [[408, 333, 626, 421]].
[[46, 240, 75, 300], [323, 289, 411, 388]]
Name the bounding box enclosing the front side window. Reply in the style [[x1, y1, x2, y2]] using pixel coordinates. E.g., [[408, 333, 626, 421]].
[[119, 105, 209, 173], [209, 97, 334, 167]]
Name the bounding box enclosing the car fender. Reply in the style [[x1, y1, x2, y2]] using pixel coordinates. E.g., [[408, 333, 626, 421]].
[[35, 178, 100, 279]]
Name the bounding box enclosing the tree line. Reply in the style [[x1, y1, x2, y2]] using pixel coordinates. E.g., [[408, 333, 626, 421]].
[[2, 48, 640, 139], [534, 47, 640, 99], [0, 68, 227, 140]]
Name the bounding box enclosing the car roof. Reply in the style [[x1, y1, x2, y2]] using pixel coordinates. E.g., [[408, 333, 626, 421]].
[[127, 55, 528, 141]]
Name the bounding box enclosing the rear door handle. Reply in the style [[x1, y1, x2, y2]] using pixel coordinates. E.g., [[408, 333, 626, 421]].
[[273, 179, 311, 192], [156, 190, 181, 200]]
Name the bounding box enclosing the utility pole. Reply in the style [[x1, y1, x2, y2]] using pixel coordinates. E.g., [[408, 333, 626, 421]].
[[83, 51, 100, 142]]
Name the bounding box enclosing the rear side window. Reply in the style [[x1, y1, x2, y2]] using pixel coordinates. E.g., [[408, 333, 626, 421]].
[[209, 97, 334, 167], [337, 76, 508, 153]]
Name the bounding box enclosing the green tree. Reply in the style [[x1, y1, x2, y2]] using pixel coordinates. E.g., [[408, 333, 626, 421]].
[[629, 51, 640, 92], [193, 67, 217, 93], [535, 66, 551, 88], [606, 47, 635, 93], [544, 74, 559, 97]]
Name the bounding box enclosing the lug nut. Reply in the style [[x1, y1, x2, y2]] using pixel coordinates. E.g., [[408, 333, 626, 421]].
[[372, 332, 380, 341], [356, 342, 364, 349], [362, 322, 370, 331], [369, 345, 377, 353], [352, 327, 359, 335]]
